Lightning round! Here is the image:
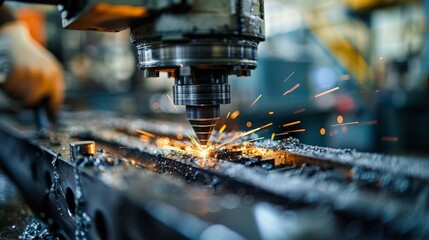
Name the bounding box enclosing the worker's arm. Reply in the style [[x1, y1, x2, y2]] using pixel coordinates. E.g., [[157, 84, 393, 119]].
[[0, 5, 64, 119]]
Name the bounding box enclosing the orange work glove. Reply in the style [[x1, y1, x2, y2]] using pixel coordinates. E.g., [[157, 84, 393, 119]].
[[0, 21, 64, 120]]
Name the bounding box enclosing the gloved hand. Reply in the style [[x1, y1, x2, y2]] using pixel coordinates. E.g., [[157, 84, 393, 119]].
[[0, 21, 64, 120]]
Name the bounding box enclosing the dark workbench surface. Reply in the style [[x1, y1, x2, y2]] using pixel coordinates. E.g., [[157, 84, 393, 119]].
[[0, 168, 52, 239]]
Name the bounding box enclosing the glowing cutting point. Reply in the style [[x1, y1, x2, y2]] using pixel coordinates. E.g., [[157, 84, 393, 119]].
[[199, 145, 213, 159], [200, 150, 209, 158]]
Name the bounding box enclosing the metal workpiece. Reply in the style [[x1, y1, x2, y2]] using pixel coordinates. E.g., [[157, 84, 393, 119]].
[[1, 114, 429, 239]]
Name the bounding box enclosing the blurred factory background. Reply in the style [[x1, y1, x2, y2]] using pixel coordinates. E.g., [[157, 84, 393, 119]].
[[5, 0, 429, 155]]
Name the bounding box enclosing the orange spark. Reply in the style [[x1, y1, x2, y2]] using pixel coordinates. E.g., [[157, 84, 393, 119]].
[[283, 71, 295, 82], [315, 87, 340, 98], [268, 112, 274, 115], [276, 129, 306, 136], [139, 135, 151, 142], [226, 112, 231, 119], [219, 124, 227, 134], [166, 94, 178, 112], [282, 121, 301, 127], [249, 94, 262, 108], [289, 129, 306, 133], [136, 129, 155, 138], [231, 110, 240, 120], [331, 121, 359, 127], [271, 133, 275, 141], [294, 108, 306, 114], [185, 133, 202, 150], [217, 122, 273, 148], [382, 137, 399, 142], [176, 133, 183, 140], [283, 83, 300, 96], [337, 115, 343, 124], [320, 128, 326, 135], [260, 123, 274, 129], [246, 121, 252, 128]]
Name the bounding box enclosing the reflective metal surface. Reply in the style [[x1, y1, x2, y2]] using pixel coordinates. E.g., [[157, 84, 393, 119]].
[[135, 40, 259, 69]]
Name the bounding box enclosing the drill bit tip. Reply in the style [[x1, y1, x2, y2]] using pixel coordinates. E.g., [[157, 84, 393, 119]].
[[186, 105, 220, 146], [189, 118, 218, 146]]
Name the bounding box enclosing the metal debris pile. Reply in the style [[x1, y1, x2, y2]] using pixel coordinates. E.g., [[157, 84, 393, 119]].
[[62, 114, 429, 238], [1, 113, 429, 239]]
